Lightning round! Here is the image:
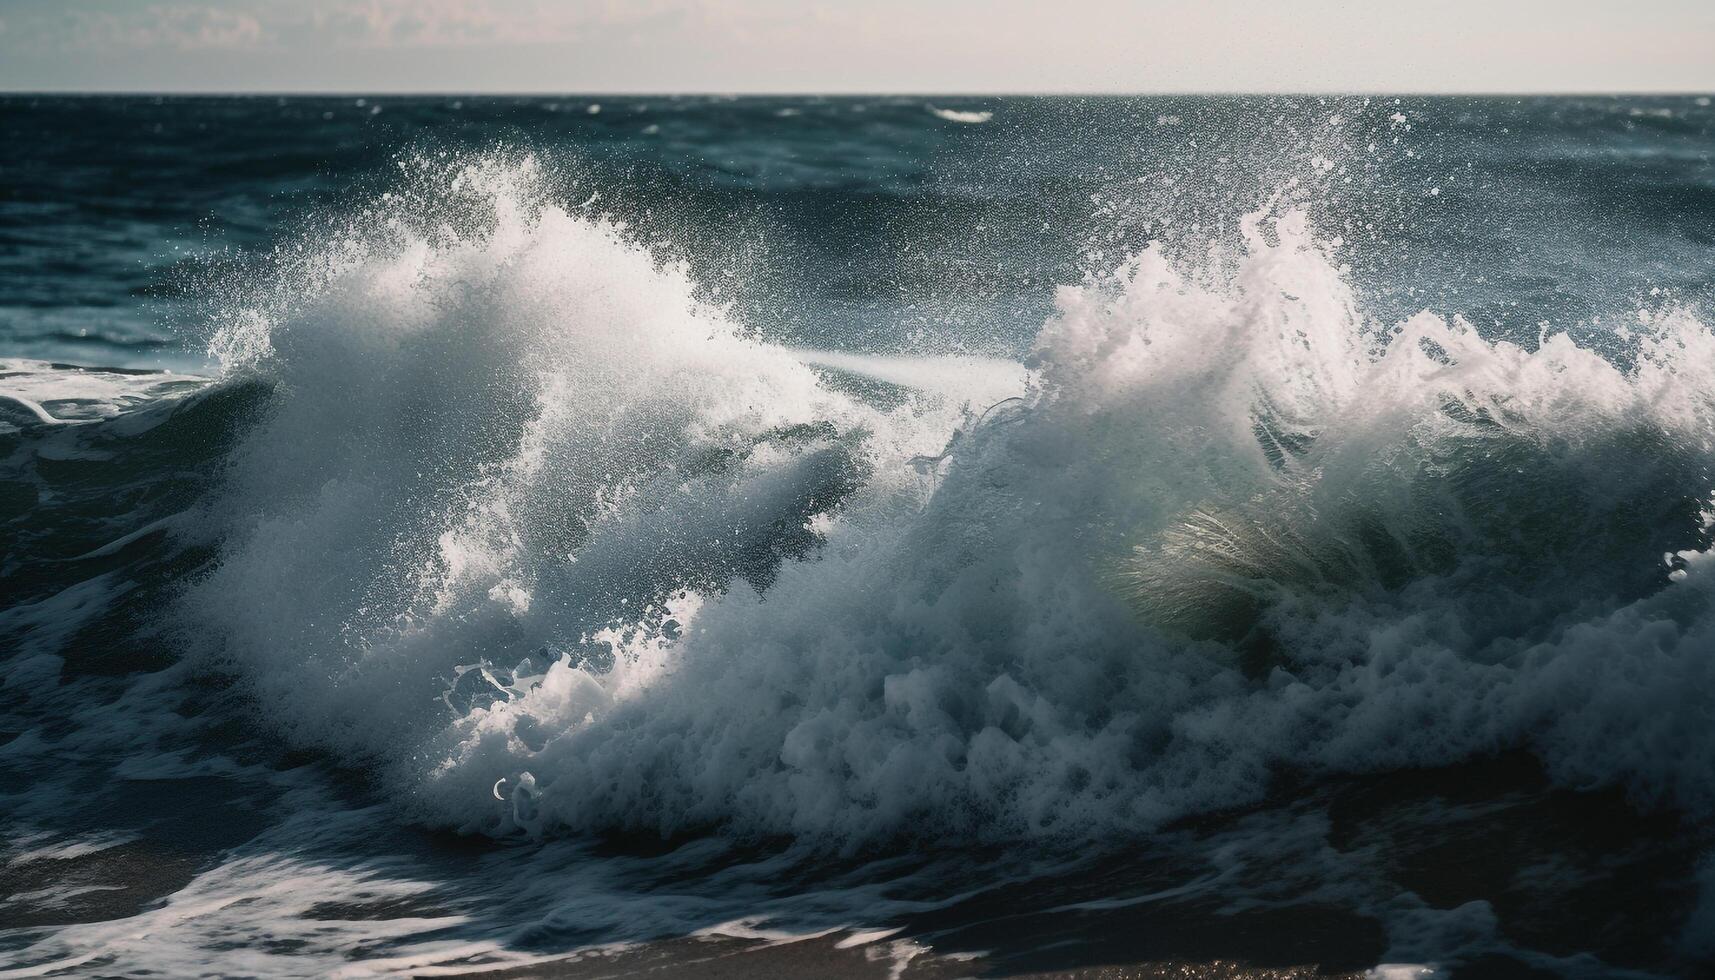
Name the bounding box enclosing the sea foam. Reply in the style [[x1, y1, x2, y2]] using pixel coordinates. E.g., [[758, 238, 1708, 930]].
[[184, 157, 1715, 852]]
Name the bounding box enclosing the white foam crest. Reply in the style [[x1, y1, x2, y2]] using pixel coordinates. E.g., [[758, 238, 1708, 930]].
[[0, 359, 205, 430], [794, 348, 1031, 407], [926, 105, 993, 125], [191, 168, 1715, 862], [187, 157, 975, 781]]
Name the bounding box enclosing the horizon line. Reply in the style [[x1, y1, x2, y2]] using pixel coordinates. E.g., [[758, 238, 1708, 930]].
[[4, 88, 1713, 99]]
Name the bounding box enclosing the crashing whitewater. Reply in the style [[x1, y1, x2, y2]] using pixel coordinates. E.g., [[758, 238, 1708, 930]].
[[175, 160, 1715, 854]]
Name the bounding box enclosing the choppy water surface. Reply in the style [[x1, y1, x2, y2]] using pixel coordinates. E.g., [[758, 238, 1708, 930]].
[[3, 95, 1715, 978]]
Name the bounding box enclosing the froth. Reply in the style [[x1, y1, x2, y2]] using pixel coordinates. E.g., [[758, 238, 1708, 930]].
[[186, 157, 963, 783], [189, 159, 1715, 855]]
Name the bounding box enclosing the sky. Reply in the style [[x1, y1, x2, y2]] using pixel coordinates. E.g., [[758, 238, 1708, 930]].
[[1, 0, 1712, 94]]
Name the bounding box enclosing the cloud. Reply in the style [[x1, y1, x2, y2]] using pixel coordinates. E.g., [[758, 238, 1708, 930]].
[[304, 0, 598, 48], [2, 0, 1711, 92], [68, 5, 265, 51], [37, 1, 658, 53]]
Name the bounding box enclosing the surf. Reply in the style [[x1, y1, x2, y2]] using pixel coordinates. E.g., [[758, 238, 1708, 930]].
[[130, 155, 1715, 855]]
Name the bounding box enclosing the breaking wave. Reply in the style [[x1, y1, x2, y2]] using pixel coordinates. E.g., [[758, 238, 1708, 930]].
[[166, 157, 1715, 852]]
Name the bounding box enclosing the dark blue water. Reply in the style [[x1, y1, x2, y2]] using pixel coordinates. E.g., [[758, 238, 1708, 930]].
[[5, 95, 1712, 368], [3, 95, 1715, 979]]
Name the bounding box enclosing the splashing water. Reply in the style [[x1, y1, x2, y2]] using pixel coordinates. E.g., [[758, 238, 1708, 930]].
[[179, 159, 1715, 854], [7, 102, 1715, 975]]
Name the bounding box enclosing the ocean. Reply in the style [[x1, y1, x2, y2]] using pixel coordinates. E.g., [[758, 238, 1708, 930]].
[[2, 94, 1714, 978]]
